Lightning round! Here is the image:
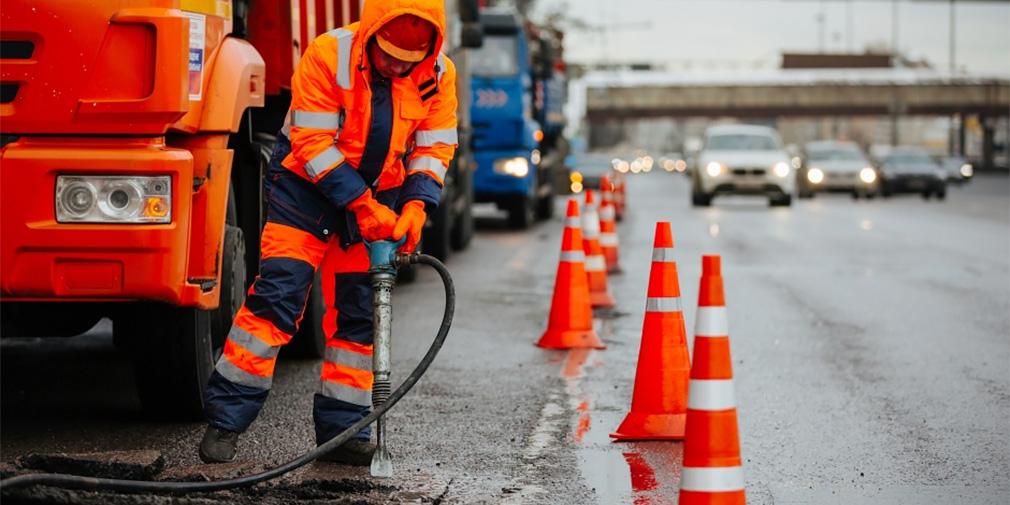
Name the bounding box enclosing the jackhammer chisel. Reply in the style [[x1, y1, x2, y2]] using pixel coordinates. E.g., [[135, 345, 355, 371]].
[[365, 238, 402, 478]]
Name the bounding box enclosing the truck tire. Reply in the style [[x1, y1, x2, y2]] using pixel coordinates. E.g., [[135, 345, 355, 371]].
[[450, 193, 474, 251], [130, 222, 245, 419], [211, 225, 246, 340], [129, 304, 217, 420], [286, 270, 327, 359], [508, 196, 534, 229], [535, 191, 555, 220], [423, 197, 452, 262]]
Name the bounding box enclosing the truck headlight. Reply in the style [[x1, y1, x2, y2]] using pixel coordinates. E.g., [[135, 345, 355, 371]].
[[859, 167, 877, 184], [773, 162, 791, 178], [56, 175, 172, 223], [705, 162, 724, 177], [807, 168, 825, 184], [493, 157, 529, 178]]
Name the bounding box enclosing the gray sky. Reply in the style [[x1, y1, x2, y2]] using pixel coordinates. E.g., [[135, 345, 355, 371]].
[[530, 0, 1010, 75]]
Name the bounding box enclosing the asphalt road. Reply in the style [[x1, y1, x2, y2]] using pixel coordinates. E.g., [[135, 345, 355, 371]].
[[3, 172, 1008, 504]]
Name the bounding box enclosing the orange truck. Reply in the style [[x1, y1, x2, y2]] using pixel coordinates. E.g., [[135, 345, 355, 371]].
[[0, 0, 481, 418]]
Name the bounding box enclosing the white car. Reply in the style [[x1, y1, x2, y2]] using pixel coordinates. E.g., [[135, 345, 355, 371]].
[[691, 125, 795, 207]]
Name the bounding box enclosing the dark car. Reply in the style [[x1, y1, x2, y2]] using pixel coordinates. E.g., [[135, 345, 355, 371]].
[[878, 147, 947, 200], [570, 153, 617, 192]]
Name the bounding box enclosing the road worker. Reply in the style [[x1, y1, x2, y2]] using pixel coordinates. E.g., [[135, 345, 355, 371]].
[[198, 0, 458, 465]]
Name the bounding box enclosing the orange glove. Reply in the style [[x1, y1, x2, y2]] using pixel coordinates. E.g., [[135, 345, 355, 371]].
[[392, 200, 427, 253], [347, 192, 397, 242]]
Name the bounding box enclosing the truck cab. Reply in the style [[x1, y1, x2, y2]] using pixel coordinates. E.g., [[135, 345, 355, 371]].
[[469, 8, 553, 229]]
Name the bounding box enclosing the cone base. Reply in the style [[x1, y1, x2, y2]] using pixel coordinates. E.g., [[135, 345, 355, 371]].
[[607, 265, 623, 275], [609, 412, 687, 441], [678, 489, 746, 505], [536, 328, 606, 350], [590, 290, 616, 308]]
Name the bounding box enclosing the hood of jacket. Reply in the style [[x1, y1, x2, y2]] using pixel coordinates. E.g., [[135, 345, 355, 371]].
[[352, 0, 447, 80]]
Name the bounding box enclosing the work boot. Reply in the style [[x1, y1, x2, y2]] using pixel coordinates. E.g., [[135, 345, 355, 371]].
[[317, 439, 376, 466], [199, 425, 238, 463]]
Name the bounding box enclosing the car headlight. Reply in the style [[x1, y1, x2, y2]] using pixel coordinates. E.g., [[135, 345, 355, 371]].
[[615, 160, 630, 173], [772, 162, 791, 178], [960, 163, 973, 177], [493, 157, 529, 178], [705, 161, 724, 177], [807, 168, 825, 184], [675, 159, 687, 172], [859, 167, 877, 184], [56, 175, 171, 223]]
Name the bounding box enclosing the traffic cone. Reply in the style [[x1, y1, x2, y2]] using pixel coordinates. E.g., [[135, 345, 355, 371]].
[[599, 175, 622, 274], [614, 174, 626, 220], [536, 199, 605, 349], [581, 190, 616, 309], [611, 222, 690, 440], [679, 255, 746, 504]]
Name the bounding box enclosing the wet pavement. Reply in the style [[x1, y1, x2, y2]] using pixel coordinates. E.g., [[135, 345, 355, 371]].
[[3, 173, 1008, 504]]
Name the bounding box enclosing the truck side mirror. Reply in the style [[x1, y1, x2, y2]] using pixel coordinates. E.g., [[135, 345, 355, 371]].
[[461, 22, 483, 48]]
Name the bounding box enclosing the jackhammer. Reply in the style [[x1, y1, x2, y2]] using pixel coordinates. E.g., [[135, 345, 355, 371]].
[[0, 239, 454, 493]]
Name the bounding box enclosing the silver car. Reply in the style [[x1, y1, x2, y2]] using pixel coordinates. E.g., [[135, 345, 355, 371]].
[[692, 124, 795, 207], [798, 141, 880, 199]]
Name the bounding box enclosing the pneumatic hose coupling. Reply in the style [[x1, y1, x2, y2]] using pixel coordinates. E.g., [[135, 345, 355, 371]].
[[396, 252, 421, 267]]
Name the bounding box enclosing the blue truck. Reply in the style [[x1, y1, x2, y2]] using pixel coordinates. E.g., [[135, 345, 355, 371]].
[[469, 8, 568, 228]]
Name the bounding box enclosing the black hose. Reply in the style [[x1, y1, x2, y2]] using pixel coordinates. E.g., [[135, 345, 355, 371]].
[[0, 253, 454, 495]]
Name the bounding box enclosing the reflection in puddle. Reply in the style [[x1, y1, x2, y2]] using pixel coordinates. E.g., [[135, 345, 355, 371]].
[[623, 452, 658, 504]]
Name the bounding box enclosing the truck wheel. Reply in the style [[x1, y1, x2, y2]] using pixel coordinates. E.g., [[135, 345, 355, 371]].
[[211, 225, 246, 340], [450, 196, 474, 251], [535, 191, 555, 220], [286, 270, 327, 359], [508, 196, 534, 229], [423, 197, 452, 262], [129, 304, 217, 420]]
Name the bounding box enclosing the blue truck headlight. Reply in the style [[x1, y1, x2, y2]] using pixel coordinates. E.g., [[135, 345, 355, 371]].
[[493, 157, 529, 178], [56, 175, 172, 223]]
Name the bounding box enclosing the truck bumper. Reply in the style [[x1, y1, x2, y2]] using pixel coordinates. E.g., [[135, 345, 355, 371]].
[[473, 150, 535, 200], [0, 137, 214, 308]]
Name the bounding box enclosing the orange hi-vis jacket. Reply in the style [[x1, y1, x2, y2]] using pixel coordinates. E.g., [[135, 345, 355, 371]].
[[281, 0, 458, 211]]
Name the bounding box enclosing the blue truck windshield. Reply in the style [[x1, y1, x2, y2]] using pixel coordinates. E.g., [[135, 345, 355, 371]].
[[471, 35, 519, 77]]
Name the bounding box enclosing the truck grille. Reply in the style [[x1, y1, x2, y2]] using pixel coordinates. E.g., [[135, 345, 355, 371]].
[[731, 168, 766, 176]]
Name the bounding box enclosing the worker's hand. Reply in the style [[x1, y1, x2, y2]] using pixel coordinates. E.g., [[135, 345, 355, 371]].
[[347, 192, 397, 242], [392, 200, 427, 253]]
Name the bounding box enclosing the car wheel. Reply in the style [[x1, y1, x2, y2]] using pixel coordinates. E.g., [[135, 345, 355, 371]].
[[770, 194, 792, 207], [936, 190, 947, 201], [922, 192, 932, 200], [450, 192, 474, 251], [798, 191, 814, 199], [535, 190, 555, 220], [691, 187, 712, 207], [851, 192, 860, 200]]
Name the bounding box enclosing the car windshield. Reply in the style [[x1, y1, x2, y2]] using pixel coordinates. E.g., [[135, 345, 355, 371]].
[[575, 156, 614, 176], [886, 152, 933, 165], [706, 134, 778, 151], [807, 148, 865, 162], [470, 35, 519, 77]]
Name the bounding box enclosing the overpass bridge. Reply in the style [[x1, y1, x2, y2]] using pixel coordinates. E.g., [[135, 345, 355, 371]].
[[583, 69, 1009, 119], [580, 69, 1010, 168]]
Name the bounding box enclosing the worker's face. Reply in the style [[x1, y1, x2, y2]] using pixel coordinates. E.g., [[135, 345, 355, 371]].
[[368, 41, 416, 79]]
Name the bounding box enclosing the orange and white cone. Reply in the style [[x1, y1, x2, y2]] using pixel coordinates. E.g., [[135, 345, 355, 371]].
[[611, 222, 690, 440], [599, 175, 622, 274], [582, 189, 616, 309], [679, 255, 746, 504], [537, 199, 605, 349]]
